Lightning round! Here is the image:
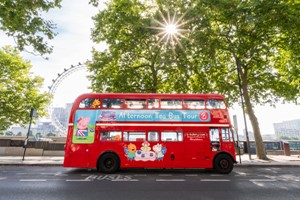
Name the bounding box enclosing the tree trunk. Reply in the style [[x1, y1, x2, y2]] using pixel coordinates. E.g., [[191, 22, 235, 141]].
[[242, 85, 268, 160], [236, 57, 268, 160]]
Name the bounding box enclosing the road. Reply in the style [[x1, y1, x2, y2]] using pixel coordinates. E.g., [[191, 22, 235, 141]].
[[0, 166, 299, 200]]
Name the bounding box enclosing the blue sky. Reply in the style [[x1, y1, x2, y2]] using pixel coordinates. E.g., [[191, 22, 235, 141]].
[[1, 0, 299, 135]]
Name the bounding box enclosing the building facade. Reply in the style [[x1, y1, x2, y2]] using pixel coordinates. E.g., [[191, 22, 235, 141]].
[[273, 119, 300, 137]]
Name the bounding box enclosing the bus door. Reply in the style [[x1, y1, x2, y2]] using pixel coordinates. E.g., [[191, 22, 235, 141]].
[[209, 128, 221, 152], [185, 129, 210, 167], [220, 128, 235, 154]]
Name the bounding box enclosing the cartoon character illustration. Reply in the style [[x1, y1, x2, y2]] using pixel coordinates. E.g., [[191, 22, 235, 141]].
[[141, 141, 151, 152], [113, 135, 121, 141], [135, 141, 156, 161], [135, 149, 156, 161], [153, 144, 167, 160], [76, 117, 91, 137], [124, 143, 137, 160], [99, 111, 117, 121], [124, 142, 167, 161], [90, 99, 101, 108], [77, 117, 90, 130]]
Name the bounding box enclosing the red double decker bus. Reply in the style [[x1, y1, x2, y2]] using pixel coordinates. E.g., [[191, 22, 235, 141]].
[[64, 93, 237, 174]]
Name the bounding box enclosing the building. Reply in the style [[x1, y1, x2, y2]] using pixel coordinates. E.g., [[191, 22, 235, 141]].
[[273, 119, 300, 138], [4, 103, 72, 137]]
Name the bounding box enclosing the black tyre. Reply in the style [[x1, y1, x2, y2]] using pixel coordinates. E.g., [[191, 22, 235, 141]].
[[98, 153, 120, 173], [213, 154, 234, 174]]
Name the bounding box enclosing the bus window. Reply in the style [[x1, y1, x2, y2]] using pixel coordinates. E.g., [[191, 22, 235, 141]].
[[123, 131, 146, 141], [148, 131, 159, 141], [148, 99, 159, 109], [210, 128, 219, 141], [221, 128, 230, 142], [103, 98, 123, 109], [100, 131, 122, 141], [161, 132, 183, 141], [125, 99, 146, 109], [206, 99, 226, 109], [210, 128, 220, 151], [79, 98, 101, 108], [183, 100, 205, 109], [161, 100, 182, 109]]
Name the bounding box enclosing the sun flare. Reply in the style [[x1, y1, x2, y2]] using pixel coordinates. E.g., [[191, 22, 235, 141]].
[[147, 10, 191, 49], [165, 24, 179, 35]]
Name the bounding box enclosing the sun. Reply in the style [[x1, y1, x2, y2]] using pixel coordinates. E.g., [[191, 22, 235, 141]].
[[165, 24, 179, 35], [148, 10, 190, 49]]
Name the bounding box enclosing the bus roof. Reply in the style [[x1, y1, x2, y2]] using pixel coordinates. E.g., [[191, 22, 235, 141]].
[[74, 93, 225, 101]]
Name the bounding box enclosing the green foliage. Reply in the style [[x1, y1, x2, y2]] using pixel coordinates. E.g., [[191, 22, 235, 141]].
[[89, 0, 299, 103], [0, 46, 51, 130], [190, 0, 300, 105], [0, 0, 61, 55]]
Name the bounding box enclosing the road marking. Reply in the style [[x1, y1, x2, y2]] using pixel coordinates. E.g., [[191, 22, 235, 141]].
[[55, 173, 68, 177], [20, 179, 47, 182], [234, 171, 248, 176], [85, 175, 98, 181], [66, 179, 91, 182], [133, 174, 147, 177], [40, 173, 57, 175], [111, 179, 139, 182], [250, 179, 276, 187], [156, 179, 186, 182], [250, 179, 276, 182], [185, 174, 198, 177], [0, 177, 7, 180], [158, 174, 173, 176], [200, 179, 230, 182]]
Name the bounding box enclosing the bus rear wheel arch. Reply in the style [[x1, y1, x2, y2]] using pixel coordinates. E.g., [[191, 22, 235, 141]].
[[97, 152, 120, 173], [213, 153, 234, 174]]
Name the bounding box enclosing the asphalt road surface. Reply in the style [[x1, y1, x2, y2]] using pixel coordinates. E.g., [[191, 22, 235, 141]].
[[0, 166, 299, 200]]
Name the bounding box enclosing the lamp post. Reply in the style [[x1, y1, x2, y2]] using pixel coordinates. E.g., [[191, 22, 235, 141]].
[[233, 115, 242, 164], [22, 108, 37, 161]]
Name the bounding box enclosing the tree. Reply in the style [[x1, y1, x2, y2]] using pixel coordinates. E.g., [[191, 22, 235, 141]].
[[89, 0, 202, 93], [89, 0, 300, 159], [0, 0, 61, 55], [0, 46, 51, 130], [192, 0, 300, 159]]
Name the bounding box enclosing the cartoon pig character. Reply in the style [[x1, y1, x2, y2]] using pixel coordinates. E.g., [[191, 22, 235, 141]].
[[153, 144, 167, 160], [77, 117, 90, 130]]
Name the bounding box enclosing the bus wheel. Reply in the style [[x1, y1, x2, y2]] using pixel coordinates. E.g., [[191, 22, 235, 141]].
[[98, 153, 120, 173], [213, 154, 233, 174]]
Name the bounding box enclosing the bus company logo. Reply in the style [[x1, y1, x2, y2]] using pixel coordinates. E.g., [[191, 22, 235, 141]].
[[99, 111, 117, 121], [76, 129, 88, 137], [199, 111, 209, 121]]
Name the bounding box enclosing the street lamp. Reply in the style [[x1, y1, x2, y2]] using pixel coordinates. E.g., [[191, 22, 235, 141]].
[[22, 108, 37, 161]]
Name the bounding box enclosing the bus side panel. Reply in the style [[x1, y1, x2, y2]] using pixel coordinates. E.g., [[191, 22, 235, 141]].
[[64, 126, 91, 168]]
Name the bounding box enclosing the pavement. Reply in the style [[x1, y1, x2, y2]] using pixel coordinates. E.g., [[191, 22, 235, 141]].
[[0, 154, 300, 167], [236, 154, 300, 167]]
